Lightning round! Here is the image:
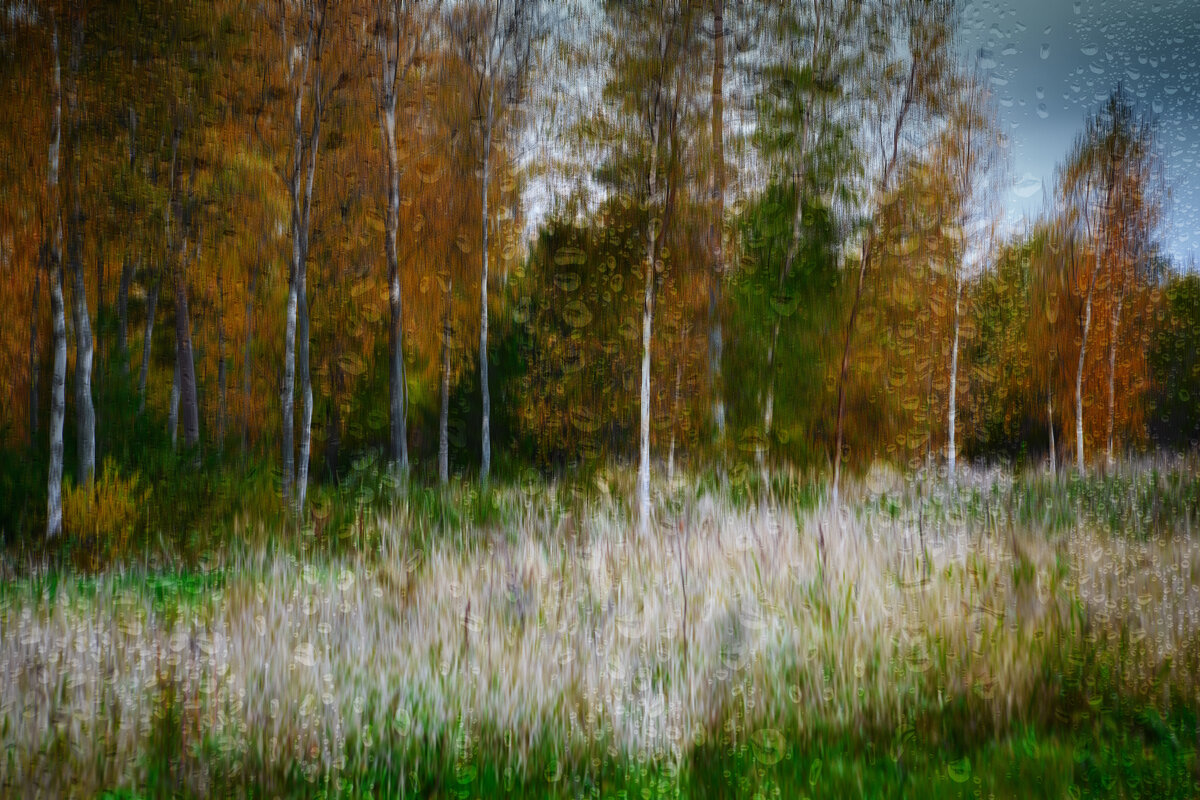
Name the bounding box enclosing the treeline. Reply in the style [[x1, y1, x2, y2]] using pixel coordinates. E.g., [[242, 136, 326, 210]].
[[0, 0, 1197, 545]]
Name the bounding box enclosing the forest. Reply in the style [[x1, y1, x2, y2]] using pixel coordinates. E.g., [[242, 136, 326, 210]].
[[1, 0, 1200, 797]]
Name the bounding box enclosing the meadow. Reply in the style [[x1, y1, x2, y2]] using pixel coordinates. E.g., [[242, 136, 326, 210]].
[[3, 459, 1199, 799]]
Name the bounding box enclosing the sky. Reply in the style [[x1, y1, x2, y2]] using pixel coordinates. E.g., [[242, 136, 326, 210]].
[[958, 0, 1200, 265]]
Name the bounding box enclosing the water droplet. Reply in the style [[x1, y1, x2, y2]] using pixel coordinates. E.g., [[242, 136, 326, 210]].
[[947, 757, 971, 783], [752, 728, 785, 766], [1040, 43, 1051, 60], [562, 300, 593, 328]]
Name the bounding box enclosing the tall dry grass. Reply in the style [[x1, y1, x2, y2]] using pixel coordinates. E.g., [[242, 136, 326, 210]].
[[1, 465, 1198, 796]]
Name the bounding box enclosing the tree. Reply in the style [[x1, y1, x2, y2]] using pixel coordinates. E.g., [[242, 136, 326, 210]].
[[451, 0, 544, 486], [830, 0, 955, 505], [276, 0, 336, 515], [593, 0, 701, 533], [45, 13, 67, 538], [372, 0, 431, 481], [754, 0, 887, 468], [1059, 86, 1161, 473], [935, 69, 1003, 481], [63, 11, 96, 486]]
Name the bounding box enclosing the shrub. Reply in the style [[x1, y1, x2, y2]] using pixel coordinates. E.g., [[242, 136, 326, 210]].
[[63, 459, 150, 571]]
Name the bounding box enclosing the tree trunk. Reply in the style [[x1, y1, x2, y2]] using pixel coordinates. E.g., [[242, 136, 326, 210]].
[[46, 19, 65, 539], [1076, 253, 1099, 475], [383, 104, 409, 478], [69, 189, 94, 487], [668, 361, 682, 483], [439, 274, 453, 485], [117, 254, 134, 373], [479, 90, 494, 487], [1105, 290, 1124, 468], [69, 217, 95, 484], [1047, 384, 1056, 476], [174, 235, 200, 456], [216, 267, 227, 455], [947, 278, 960, 481], [29, 266, 40, 442], [63, 18, 94, 487], [707, 0, 726, 444], [832, 53, 918, 507], [170, 351, 180, 448], [242, 255, 258, 456], [637, 142, 660, 538], [138, 274, 157, 413], [297, 259, 312, 516]]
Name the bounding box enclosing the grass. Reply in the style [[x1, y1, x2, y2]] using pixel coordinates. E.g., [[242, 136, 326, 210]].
[[2, 460, 1199, 797]]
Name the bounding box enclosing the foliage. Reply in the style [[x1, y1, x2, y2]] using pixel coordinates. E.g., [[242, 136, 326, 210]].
[[1148, 273, 1200, 449], [62, 459, 149, 571]]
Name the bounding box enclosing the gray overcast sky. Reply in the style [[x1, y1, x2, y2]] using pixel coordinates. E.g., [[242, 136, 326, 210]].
[[958, 0, 1200, 264]]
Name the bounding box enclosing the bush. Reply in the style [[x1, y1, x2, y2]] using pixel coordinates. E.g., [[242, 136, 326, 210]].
[[63, 460, 150, 571]]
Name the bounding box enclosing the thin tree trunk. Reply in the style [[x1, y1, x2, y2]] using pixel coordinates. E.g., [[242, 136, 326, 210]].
[[832, 53, 918, 508], [637, 142, 660, 538], [293, 23, 325, 519], [29, 266, 40, 442], [216, 267, 227, 455], [1105, 289, 1124, 468], [1047, 383, 1056, 476], [382, 101, 409, 477], [69, 216, 95, 483], [282, 258, 296, 502], [760, 321, 779, 470], [170, 352, 180, 448], [668, 360, 682, 483], [117, 254, 133, 373], [120, 105, 136, 375], [1076, 250, 1100, 475], [63, 18, 94, 487], [46, 18, 65, 539], [174, 233, 199, 456], [242, 255, 258, 457], [947, 278, 960, 481], [479, 90, 494, 487], [69, 180, 94, 486], [138, 274, 157, 413], [439, 273, 452, 485], [708, 0, 726, 444], [297, 260, 312, 515]]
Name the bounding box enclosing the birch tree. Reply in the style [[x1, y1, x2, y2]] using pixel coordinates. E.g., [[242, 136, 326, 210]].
[[1058, 88, 1158, 473], [754, 0, 887, 468], [938, 70, 1002, 482], [830, 0, 955, 506], [277, 0, 333, 515], [46, 15, 67, 538], [64, 14, 95, 486], [373, 0, 431, 481], [451, 0, 543, 486], [596, 0, 699, 535]]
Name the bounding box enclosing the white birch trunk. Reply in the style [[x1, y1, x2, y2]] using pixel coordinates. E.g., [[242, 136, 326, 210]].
[[1075, 273, 1094, 475], [46, 20, 65, 539], [439, 274, 452, 485], [637, 140, 660, 538], [708, 0, 725, 443], [947, 278, 961, 481], [479, 89, 494, 486], [383, 100, 409, 477], [1105, 290, 1124, 468]]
